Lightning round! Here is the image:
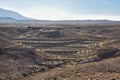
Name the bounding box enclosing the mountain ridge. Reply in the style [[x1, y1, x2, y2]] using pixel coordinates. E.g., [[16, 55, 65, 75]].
[[0, 8, 33, 20], [0, 8, 120, 24]]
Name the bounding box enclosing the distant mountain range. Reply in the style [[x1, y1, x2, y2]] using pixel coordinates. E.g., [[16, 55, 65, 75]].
[[0, 8, 33, 21], [0, 8, 120, 24]]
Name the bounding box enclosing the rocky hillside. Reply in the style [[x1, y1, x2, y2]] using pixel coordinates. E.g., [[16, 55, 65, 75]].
[[0, 47, 49, 80]]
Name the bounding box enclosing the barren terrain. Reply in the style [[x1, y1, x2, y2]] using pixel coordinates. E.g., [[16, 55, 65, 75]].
[[0, 23, 120, 80]]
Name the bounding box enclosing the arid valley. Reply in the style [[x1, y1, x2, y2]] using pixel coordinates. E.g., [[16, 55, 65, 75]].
[[0, 22, 120, 80]]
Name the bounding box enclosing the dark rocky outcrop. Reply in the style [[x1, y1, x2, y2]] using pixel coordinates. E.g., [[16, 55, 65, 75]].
[[41, 30, 61, 38], [97, 49, 120, 59], [0, 47, 5, 56]]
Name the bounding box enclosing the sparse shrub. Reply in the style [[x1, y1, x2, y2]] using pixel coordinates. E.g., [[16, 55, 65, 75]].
[[61, 74, 70, 78], [112, 78, 116, 80], [52, 78, 57, 80]]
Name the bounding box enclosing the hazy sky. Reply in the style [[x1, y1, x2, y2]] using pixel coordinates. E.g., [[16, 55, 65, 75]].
[[0, 0, 120, 20]]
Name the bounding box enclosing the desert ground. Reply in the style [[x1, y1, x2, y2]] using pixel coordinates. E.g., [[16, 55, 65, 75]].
[[0, 22, 120, 80]]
